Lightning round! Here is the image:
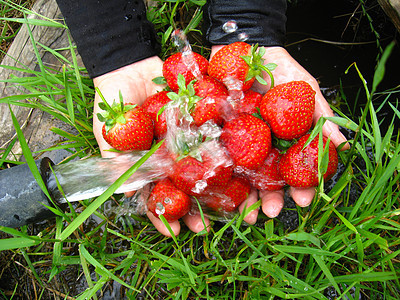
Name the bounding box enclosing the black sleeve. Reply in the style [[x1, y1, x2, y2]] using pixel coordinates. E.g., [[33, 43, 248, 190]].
[[203, 0, 287, 47], [56, 0, 160, 78]]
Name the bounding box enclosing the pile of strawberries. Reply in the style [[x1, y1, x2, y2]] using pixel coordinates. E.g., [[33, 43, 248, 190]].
[[98, 41, 339, 222]]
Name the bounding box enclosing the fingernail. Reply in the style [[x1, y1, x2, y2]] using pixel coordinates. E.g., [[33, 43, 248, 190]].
[[267, 205, 281, 218]]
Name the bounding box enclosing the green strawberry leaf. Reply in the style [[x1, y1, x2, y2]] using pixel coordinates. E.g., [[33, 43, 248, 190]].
[[272, 136, 295, 151], [251, 109, 264, 120], [98, 102, 108, 111], [116, 114, 127, 125], [119, 90, 124, 105], [240, 55, 252, 66], [265, 63, 277, 71], [152, 76, 167, 85], [105, 119, 116, 133], [257, 46, 266, 57], [123, 105, 137, 112], [177, 73, 187, 91], [167, 92, 180, 102], [255, 74, 268, 85], [97, 113, 107, 123], [187, 80, 196, 96]]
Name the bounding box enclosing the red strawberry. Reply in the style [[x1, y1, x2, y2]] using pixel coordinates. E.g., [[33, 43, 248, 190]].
[[191, 75, 229, 126], [163, 51, 209, 92], [169, 145, 233, 196], [235, 89, 263, 115], [200, 175, 251, 213], [220, 113, 271, 170], [278, 134, 339, 188], [208, 42, 270, 92], [260, 81, 316, 140], [141, 91, 171, 139], [238, 147, 286, 191], [97, 100, 153, 151], [147, 178, 191, 222]]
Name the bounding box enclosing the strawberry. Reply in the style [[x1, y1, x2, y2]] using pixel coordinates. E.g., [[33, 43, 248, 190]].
[[141, 90, 171, 139], [235, 89, 263, 115], [191, 75, 229, 126], [278, 134, 339, 188], [162, 51, 209, 92], [238, 147, 286, 191], [168, 144, 233, 196], [208, 42, 273, 92], [200, 175, 251, 213], [147, 178, 191, 222], [260, 81, 316, 140], [97, 98, 153, 151], [220, 113, 271, 170]]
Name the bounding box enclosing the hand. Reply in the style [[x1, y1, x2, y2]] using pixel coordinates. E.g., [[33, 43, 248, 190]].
[[211, 45, 349, 224], [93, 56, 210, 237]]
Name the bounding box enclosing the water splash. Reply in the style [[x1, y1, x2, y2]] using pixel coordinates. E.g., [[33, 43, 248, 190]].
[[48, 150, 174, 203], [172, 29, 202, 80], [224, 76, 244, 100]]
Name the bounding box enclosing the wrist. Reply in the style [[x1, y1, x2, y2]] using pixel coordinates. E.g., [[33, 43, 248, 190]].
[[93, 56, 163, 87]]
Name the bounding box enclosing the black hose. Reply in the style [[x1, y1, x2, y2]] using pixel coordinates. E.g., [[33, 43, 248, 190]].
[[0, 158, 57, 228]]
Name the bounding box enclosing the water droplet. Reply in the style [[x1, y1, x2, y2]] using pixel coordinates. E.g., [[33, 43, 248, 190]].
[[164, 197, 172, 204], [222, 20, 238, 33], [125, 14, 132, 21], [155, 202, 165, 215], [238, 32, 249, 42]]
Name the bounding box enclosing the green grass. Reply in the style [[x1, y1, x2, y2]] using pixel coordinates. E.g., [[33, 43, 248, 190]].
[[0, 0, 34, 61], [1, 0, 400, 299]]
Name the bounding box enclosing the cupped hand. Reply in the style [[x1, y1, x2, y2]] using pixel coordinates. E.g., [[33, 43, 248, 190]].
[[211, 45, 348, 224], [93, 56, 210, 237]]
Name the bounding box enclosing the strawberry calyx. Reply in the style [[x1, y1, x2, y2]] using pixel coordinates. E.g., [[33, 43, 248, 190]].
[[152, 76, 167, 85], [240, 44, 277, 88], [96, 89, 137, 133], [158, 74, 202, 119], [272, 136, 296, 152]]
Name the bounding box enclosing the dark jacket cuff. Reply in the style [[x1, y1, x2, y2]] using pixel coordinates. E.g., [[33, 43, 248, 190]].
[[203, 0, 287, 47], [56, 0, 160, 78]]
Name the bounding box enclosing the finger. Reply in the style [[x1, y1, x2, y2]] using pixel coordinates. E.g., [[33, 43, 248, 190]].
[[182, 213, 210, 234], [313, 90, 350, 150], [238, 189, 259, 225], [289, 186, 315, 207], [210, 45, 224, 59], [124, 190, 136, 198], [260, 189, 285, 218], [146, 211, 181, 237]]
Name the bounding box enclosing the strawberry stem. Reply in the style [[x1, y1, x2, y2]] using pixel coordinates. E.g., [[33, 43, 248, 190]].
[[241, 44, 277, 88], [95, 87, 118, 119], [259, 65, 275, 88]]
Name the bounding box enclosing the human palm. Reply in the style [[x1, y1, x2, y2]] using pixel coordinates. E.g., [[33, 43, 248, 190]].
[[211, 45, 348, 223], [93, 56, 210, 236]]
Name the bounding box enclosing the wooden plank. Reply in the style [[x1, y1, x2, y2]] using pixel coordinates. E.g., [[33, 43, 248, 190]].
[[378, 0, 400, 33], [0, 0, 83, 163]]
